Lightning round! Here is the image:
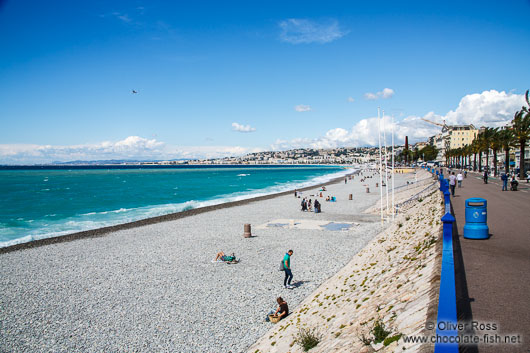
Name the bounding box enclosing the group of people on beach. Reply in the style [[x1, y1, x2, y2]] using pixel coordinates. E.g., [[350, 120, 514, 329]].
[[214, 249, 294, 322], [300, 198, 321, 213], [265, 249, 294, 321], [358, 173, 376, 183], [225, 180, 357, 323]]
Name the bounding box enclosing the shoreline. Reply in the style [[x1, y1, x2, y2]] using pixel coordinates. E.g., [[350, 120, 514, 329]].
[[0, 171, 358, 254]]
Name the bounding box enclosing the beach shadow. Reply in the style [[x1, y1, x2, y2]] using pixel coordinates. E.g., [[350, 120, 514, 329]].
[[290, 280, 310, 288]]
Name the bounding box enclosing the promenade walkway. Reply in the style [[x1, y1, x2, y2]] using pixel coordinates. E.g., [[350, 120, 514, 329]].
[[449, 172, 529, 353]]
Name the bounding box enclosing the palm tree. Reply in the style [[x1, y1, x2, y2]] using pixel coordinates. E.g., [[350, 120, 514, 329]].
[[476, 132, 485, 172], [464, 145, 470, 167], [454, 147, 463, 168], [497, 128, 514, 175], [471, 139, 480, 171], [480, 127, 496, 172], [445, 148, 452, 167], [512, 90, 530, 179], [489, 128, 500, 176], [458, 146, 466, 169]]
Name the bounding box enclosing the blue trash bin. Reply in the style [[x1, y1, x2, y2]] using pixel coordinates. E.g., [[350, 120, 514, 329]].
[[463, 198, 489, 239]]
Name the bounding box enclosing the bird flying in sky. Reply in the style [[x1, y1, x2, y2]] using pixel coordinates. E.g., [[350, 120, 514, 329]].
[[132, 90, 138, 94]]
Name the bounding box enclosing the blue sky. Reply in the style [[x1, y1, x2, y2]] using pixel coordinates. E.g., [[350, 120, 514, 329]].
[[1, 0, 529, 163]]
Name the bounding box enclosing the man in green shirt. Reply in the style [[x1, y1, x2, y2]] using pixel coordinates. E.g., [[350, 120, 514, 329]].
[[283, 250, 294, 289]]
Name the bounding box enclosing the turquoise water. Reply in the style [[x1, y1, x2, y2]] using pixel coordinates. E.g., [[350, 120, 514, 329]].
[[0, 165, 352, 247]]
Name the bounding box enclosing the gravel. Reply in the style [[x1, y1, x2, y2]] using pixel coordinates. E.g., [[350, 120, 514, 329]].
[[0, 169, 415, 353]]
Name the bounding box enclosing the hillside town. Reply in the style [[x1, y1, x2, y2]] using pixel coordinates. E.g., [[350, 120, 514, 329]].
[[154, 116, 529, 178]]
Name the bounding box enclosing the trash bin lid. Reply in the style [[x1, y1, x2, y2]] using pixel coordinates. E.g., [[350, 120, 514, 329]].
[[465, 197, 487, 207]]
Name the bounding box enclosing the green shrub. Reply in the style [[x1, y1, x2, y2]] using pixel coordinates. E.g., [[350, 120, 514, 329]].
[[371, 320, 391, 344], [296, 328, 322, 352]]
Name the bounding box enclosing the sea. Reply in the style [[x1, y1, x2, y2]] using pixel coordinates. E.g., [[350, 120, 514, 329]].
[[0, 165, 354, 248]]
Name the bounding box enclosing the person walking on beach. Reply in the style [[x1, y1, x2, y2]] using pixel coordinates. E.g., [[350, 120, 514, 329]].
[[283, 250, 294, 289], [457, 171, 463, 188], [449, 172, 456, 196], [501, 172, 508, 191]]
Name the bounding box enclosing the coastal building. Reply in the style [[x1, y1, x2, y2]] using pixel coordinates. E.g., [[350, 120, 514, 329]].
[[427, 124, 478, 163], [414, 142, 428, 149], [447, 125, 478, 149]]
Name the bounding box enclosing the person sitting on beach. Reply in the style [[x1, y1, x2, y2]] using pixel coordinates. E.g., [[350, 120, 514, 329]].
[[325, 196, 330, 201], [214, 251, 237, 262], [266, 297, 289, 322]]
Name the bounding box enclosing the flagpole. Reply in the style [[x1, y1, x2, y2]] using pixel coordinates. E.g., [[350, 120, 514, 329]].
[[378, 107, 383, 224], [383, 110, 389, 219], [392, 114, 396, 220]]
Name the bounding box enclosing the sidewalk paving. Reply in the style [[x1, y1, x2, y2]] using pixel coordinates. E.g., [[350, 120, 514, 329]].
[[449, 172, 529, 353]]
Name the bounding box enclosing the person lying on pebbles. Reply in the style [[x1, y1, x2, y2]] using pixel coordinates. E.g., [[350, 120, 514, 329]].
[[214, 251, 239, 263]]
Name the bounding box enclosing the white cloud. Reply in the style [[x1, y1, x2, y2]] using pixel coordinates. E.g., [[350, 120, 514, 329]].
[[99, 11, 133, 23], [363, 92, 378, 100], [347, 97, 355, 103], [279, 19, 346, 44], [380, 88, 395, 99], [271, 115, 437, 150], [272, 90, 525, 150], [0, 136, 261, 164], [231, 122, 256, 133], [364, 88, 395, 100], [0, 136, 164, 164], [441, 90, 523, 127], [114, 13, 132, 23], [295, 104, 312, 112]]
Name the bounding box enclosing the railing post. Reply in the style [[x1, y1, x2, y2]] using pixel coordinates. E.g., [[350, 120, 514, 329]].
[[434, 212, 458, 353], [443, 190, 451, 214]]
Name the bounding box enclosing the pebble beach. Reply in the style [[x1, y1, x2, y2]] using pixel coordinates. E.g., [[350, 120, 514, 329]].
[[0, 168, 417, 352]]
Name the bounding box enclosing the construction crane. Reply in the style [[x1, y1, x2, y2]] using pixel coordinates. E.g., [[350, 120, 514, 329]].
[[421, 118, 445, 127], [421, 118, 450, 132]]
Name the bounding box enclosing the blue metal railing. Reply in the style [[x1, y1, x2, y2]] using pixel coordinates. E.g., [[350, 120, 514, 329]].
[[423, 166, 459, 352]]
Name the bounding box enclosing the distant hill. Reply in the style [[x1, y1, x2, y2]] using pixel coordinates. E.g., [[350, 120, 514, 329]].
[[51, 159, 191, 165]]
